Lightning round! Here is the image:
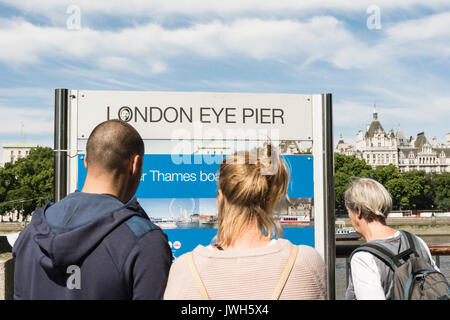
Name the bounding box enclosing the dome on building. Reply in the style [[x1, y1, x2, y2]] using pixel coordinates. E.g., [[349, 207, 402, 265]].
[[365, 108, 386, 138], [414, 132, 429, 149]]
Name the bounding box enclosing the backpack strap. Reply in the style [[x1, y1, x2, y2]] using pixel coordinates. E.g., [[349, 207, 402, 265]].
[[350, 232, 423, 272], [187, 245, 299, 300], [271, 245, 299, 300], [187, 252, 211, 300], [399, 230, 421, 258], [350, 243, 399, 271]]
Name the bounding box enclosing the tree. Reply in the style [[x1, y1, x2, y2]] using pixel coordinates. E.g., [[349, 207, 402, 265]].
[[334, 153, 372, 176], [382, 171, 432, 210], [333, 153, 445, 211], [0, 147, 54, 218], [0, 163, 15, 203], [365, 164, 400, 186], [430, 172, 450, 210], [334, 153, 373, 212]]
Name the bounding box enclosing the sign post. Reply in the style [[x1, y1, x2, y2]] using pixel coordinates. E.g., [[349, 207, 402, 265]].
[[54, 89, 335, 299], [54, 88, 69, 203], [312, 94, 336, 300]]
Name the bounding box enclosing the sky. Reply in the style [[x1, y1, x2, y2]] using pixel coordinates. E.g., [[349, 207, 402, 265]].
[[1, 0, 450, 163]]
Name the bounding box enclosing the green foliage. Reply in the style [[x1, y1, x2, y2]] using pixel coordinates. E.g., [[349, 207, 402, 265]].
[[334, 153, 449, 211], [0, 147, 54, 217], [334, 154, 373, 211], [430, 172, 450, 209]]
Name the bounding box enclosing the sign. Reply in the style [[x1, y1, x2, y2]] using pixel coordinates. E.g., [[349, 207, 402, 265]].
[[77, 154, 314, 198], [58, 89, 334, 298], [76, 90, 313, 141]]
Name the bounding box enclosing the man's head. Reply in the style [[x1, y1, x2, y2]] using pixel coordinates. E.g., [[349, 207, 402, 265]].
[[84, 120, 144, 201]]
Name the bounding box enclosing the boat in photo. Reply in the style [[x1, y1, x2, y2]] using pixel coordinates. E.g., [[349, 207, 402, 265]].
[[152, 217, 178, 229], [335, 220, 361, 240], [175, 221, 200, 229], [279, 215, 310, 225]]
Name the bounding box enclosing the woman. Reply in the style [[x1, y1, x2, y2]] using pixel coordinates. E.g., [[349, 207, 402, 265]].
[[164, 143, 325, 300], [344, 177, 439, 300]]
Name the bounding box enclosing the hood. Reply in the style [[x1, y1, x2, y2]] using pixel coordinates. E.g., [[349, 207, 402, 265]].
[[31, 192, 146, 274]]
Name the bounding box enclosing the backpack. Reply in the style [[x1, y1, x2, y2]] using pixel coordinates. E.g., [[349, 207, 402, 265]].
[[350, 230, 450, 300]]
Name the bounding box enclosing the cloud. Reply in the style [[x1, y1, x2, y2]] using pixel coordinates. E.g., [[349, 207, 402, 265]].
[[2, 0, 450, 22], [334, 11, 450, 69], [1, 2, 449, 147], [0, 105, 53, 135], [0, 16, 361, 74], [385, 11, 450, 60], [0, 87, 52, 100], [1, 9, 449, 76]]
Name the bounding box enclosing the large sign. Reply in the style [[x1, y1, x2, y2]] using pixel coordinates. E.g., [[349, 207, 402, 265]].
[[76, 90, 313, 141], [56, 89, 335, 298]]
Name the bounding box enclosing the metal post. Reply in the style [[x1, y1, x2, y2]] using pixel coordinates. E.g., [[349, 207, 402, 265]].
[[54, 89, 69, 202], [313, 93, 335, 300], [323, 93, 336, 300]]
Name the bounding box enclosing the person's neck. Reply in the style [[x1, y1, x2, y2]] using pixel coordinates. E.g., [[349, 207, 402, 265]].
[[360, 221, 397, 242], [217, 224, 272, 251], [81, 173, 129, 203]]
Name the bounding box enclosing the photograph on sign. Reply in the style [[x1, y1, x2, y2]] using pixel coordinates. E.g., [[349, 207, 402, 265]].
[[76, 139, 315, 256]]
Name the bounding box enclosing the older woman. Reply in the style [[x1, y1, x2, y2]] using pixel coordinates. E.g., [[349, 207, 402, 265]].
[[164, 143, 325, 300], [344, 177, 439, 300]]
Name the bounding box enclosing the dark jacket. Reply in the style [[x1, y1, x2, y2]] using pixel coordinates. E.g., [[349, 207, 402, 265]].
[[12, 192, 172, 300]]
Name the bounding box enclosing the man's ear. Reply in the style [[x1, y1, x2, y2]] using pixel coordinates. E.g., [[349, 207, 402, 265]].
[[130, 154, 141, 176], [357, 207, 363, 219], [83, 155, 88, 169]]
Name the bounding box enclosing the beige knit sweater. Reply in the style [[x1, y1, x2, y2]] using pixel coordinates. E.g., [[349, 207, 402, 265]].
[[163, 239, 326, 300]]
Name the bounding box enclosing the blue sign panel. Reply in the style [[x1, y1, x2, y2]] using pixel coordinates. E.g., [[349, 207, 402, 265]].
[[77, 153, 314, 258], [165, 227, 314, 257], [78, 154, 313, 198]]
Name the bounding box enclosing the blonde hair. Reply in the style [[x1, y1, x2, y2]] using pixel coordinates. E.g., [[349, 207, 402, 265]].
[[344, 177, 392, 224], [215, 142, 289, 247]]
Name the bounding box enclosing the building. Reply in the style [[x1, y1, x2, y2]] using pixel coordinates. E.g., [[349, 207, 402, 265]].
[[1, 143, 38, 166], [279, 140, 312, 154], [335, 134, 355, 156], [397, 132, 450, 173], [335, 109, 450, 173], [355, 108, 399, 167]]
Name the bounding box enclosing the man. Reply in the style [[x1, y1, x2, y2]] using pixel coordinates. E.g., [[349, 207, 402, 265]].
[[13, 119, 172, 299]]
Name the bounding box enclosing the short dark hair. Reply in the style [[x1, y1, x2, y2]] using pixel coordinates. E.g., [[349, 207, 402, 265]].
[[86, 120, 144, 174]]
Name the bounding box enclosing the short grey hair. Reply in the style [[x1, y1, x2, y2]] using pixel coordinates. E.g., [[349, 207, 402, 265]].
[[344, 177, 392, 223]]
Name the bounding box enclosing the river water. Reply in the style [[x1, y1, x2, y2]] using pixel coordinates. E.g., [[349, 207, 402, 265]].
[[335, 235, 450, 300]]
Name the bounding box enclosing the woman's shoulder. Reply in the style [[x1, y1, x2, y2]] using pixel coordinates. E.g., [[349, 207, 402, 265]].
[[278, 239, 324, 266]]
